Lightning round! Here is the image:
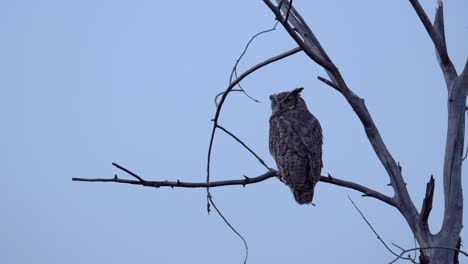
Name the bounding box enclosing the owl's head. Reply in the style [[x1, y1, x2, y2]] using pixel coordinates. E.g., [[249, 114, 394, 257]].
[[270, 87, 307, 114]]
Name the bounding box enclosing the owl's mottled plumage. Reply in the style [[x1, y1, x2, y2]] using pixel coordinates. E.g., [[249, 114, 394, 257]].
[[269, 87, 323, 205]]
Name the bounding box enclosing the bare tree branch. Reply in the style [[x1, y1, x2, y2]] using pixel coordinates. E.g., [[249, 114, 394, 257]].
[[206, 193, 249, 264], [73, 163, 396, 207], [111, 162, 144, 182], [214, 20, 281, 106], [317, 76, 341, 92], [73, 166, 277, 188], [214, 89, 255, 107], [216, 124, 272, 171], [347, 196, 412, 262], [327, 175, 396, 207], [263, 0, 333, 71], [420, 175, 435, 224], [409, 0, 457, 86]]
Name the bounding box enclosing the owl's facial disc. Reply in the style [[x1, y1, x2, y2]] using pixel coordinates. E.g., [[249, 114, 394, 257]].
[[270, 88, 305, 114], [282, 87, 303, 109], [282, 95, 298, 109], [270, 94, 278, 113]]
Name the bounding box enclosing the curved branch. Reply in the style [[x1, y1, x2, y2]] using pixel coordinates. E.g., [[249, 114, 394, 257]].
[[325, 175, 397, 208], [217, 124, 272, 171], [72, 163, 396, 208]]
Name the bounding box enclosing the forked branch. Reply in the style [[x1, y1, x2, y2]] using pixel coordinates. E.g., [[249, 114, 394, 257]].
[[409, 0, 457, 85]]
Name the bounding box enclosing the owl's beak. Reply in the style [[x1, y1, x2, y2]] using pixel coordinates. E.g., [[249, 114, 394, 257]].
[[290, 87, 304, 96]]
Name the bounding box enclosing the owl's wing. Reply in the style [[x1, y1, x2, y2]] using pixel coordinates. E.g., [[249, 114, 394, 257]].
[[297, 112, 323, 169], [269, 118, 276, 157], [269, 116, 282, 161]]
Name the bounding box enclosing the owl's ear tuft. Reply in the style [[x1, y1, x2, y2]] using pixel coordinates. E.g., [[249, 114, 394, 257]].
[[288, 87, 304, 98], [292, 87, 304, 95]]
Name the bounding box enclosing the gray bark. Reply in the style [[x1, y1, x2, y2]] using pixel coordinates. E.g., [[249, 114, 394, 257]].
[[263, 0, 467, 263]]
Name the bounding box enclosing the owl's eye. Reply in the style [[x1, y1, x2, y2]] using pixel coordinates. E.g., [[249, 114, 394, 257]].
[[284, 96, 295, 104]]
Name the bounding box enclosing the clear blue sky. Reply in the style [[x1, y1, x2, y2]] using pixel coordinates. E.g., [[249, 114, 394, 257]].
[[2, 1, 468, 263]]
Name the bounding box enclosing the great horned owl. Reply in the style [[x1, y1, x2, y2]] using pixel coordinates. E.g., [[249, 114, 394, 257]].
[[269, 87, 323, 205]]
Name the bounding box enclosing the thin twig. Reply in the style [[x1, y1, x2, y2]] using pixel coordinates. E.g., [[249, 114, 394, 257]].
[[112, 162, 144, 182], [232, 69, 261, 104], [391, 242, 406, 252], [228, 21, 280, 86], [214, 89, 251, 106], [391, 243, 417, 263], [217, 124, 272, 171], [214, 21, 281, 106], [347, 196, 412, 261], [208, 194, 249, 264]]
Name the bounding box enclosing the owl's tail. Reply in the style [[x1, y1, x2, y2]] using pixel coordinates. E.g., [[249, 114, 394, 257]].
[[293, 186, 314, 205]]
